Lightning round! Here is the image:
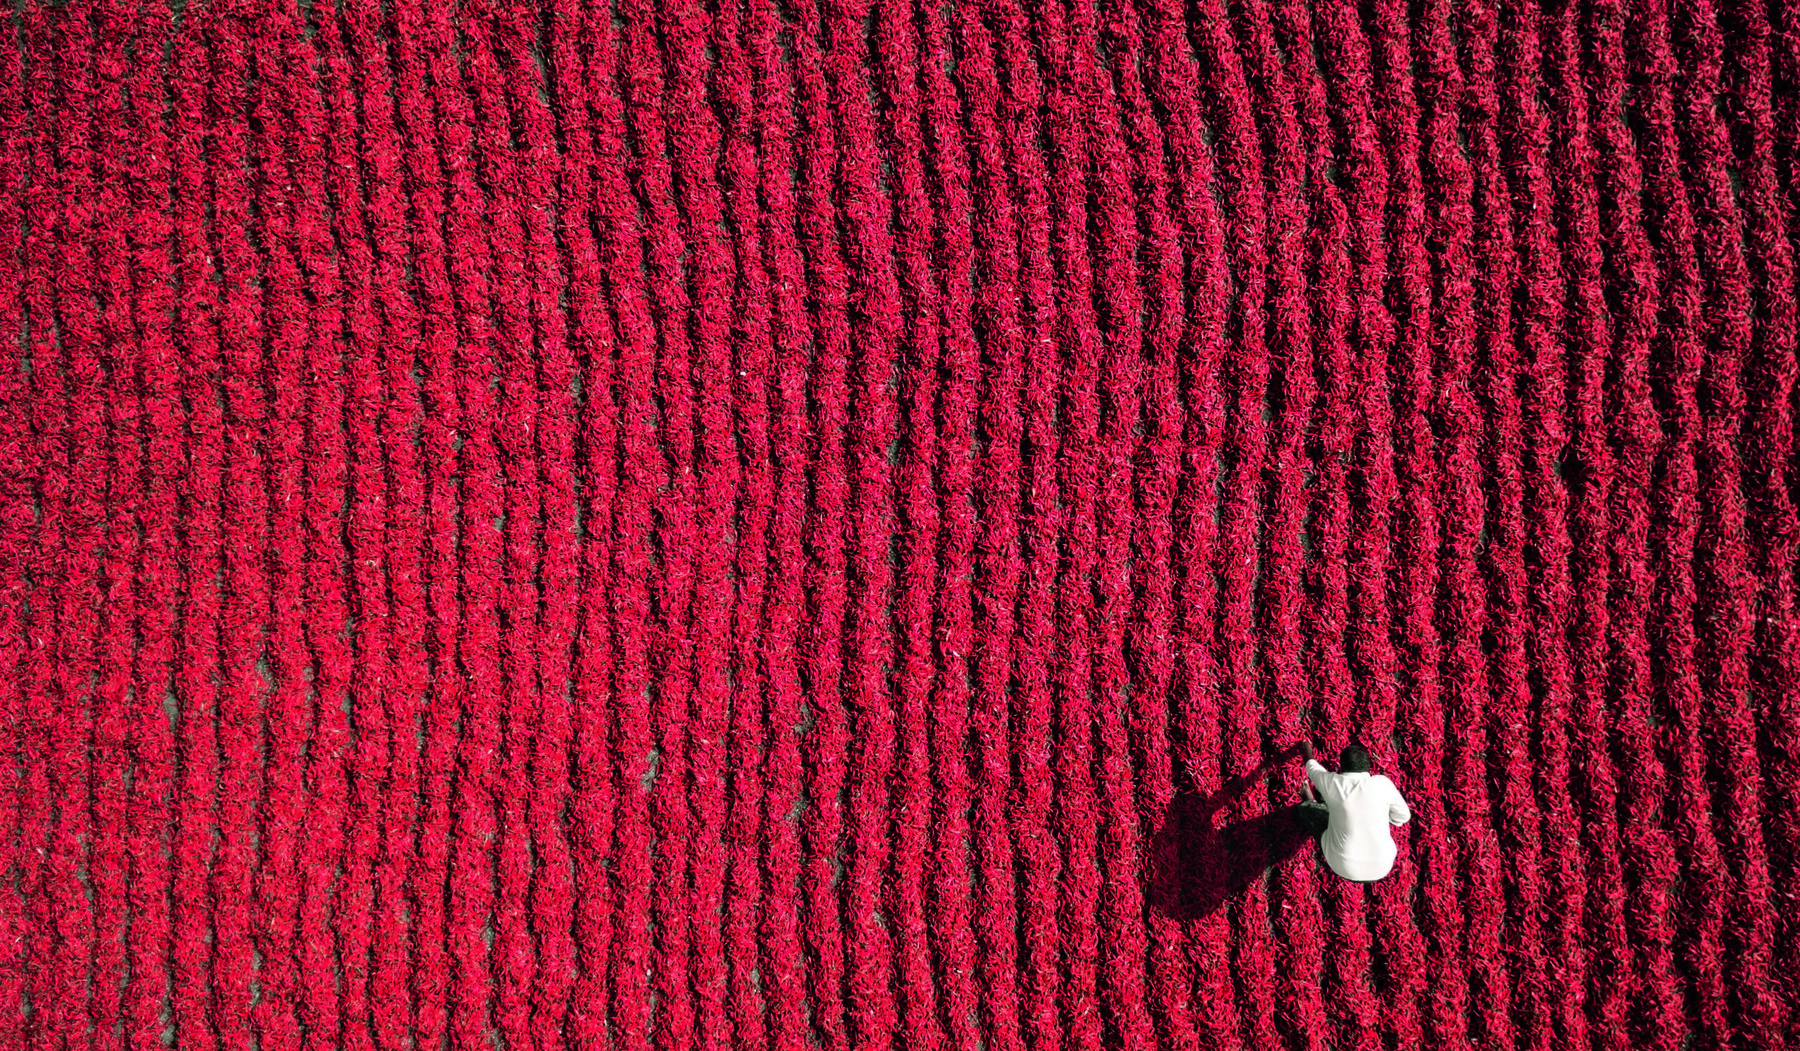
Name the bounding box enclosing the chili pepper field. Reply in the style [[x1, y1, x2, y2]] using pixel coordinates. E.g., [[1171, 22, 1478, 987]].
[[3, 0, 1797, 1047]]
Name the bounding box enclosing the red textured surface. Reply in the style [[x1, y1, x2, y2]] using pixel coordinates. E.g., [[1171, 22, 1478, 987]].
[[3, 0, 1798, 1048]]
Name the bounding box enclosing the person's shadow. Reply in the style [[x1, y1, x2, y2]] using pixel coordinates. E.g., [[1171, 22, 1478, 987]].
[[1145, 747, 1315, 920]]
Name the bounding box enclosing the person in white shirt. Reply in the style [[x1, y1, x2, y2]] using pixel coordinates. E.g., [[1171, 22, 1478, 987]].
[[1294, 740, 1411, 883]]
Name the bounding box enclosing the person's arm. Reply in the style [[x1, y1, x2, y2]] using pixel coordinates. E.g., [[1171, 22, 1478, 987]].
[[1300, 742, 1330, 793], [1387, 780, 1412, 825]]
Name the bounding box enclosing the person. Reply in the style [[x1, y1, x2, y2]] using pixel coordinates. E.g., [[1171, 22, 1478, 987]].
[[1294, 740, 1411, 883]]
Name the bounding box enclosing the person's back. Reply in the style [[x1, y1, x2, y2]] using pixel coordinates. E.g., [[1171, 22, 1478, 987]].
[[1296, 743, 1411, 882]]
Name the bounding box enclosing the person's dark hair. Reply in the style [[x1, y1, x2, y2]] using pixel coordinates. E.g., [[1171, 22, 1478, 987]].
[[1340, 744, 1372, 773]]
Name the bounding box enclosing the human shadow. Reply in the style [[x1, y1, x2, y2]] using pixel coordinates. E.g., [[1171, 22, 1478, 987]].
[[1144, 749, 1315, 920]]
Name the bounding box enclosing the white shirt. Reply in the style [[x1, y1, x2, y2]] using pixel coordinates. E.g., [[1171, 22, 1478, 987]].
[[1305, 759, 1411, 882]]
